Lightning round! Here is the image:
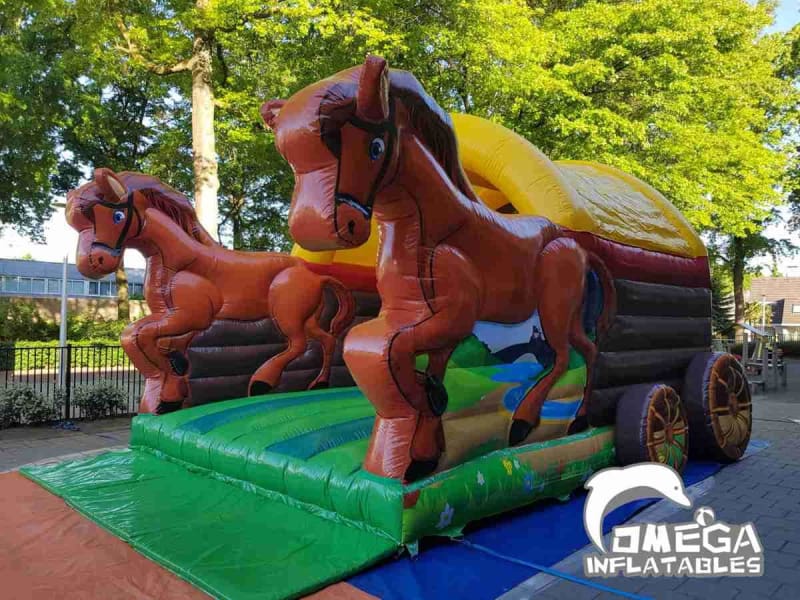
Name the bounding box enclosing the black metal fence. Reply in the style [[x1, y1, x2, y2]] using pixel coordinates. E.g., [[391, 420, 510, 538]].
[[0, 344, 142, 419]]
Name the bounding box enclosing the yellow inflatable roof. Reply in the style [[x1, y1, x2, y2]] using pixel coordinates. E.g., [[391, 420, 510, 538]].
[[292, 113, 706, 266]]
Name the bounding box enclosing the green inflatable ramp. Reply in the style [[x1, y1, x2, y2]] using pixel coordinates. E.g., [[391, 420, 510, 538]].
[[23, 449, 397, 600], [22, 383, 615, 599]]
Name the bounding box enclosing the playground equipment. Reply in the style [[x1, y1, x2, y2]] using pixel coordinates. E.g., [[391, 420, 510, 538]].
[[738, 323, 787, 391], [30, 55, 754, 600]]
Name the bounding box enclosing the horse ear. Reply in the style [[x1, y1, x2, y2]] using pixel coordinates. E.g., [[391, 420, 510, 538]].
[[261, 99, 286, 130], [356, 55, 389, 122], [94, 168, 127, 203]]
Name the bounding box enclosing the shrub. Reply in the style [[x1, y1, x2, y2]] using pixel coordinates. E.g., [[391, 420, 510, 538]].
[[20, 388, 61, 424], [0, 386, 23, 428], [778, 341, 800, 357], [72, 382, 127, 420], [68, 315, 127, 341], [0, 342, 13, 371], [10, 341, 131, 371], [730, 341, 800, 358], [0, 299, 59, 342], [0, 385, 59, 427]]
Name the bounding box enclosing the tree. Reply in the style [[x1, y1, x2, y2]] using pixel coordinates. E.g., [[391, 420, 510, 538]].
[[0, 0, 74, 240], [710, 268, 734, 336], [67, 0, 407, 240], [3, 0, 797, 267], [709, 219, 796, 323]]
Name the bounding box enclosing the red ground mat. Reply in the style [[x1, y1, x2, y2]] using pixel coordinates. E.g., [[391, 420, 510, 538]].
[[0, 471, 209, 599], [0, 471, 377, 600]]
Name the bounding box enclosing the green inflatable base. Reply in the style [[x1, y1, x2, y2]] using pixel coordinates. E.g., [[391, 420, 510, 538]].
[[22, 385, 616, 599]]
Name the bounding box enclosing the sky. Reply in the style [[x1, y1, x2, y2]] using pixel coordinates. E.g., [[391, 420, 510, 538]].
[[1, 1, 798, 273]]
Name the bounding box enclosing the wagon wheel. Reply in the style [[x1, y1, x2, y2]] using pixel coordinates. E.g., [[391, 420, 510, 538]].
[[683, 352, 752, 462], [615, 384, 688, 473]]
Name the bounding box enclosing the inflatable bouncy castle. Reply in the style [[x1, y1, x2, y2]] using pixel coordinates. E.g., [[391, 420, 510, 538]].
[[14, 56, 751, 600]]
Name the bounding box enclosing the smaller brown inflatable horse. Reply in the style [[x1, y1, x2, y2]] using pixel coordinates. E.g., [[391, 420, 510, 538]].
[[265, 55, 615, 481], [66, 169, 354, 414]]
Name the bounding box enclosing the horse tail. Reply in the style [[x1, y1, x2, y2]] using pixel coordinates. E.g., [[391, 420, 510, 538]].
[[586, 252, 616, 336], [320, 277, 356, 337]]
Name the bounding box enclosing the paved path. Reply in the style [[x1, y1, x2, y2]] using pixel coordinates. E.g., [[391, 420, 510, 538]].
[[504, 362, 800, 600], [0, 417, 131, 472]]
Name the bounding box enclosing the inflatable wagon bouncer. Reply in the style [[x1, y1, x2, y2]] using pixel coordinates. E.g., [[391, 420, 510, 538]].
[[17, 55, 751, 600]]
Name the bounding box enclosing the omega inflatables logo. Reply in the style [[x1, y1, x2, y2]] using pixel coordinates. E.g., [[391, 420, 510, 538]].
[[583, 464, 763, 578]]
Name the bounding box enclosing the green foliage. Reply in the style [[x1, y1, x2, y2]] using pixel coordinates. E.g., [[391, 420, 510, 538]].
[[0, 298, 59, 342], [0, 384, 60, 427], [71, 382, 127, 420], [10, 341, 130, 371], [0, 0, 75, 239], [2, 0, 797, 257], [710, 270, 734, 334], [0, 385, 22, 428], [778, 341, 800, 357], [731, 340, 800, 358], [0, 298, 128, 343], [67, 314, 127, 342]]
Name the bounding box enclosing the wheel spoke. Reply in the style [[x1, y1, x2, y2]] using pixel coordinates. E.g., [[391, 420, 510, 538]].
[[732, 368, 745, 396], [671, 407, 683, 426], [663, 394, 672, 424]]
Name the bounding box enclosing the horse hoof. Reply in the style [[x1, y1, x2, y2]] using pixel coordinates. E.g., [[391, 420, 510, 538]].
[[424, 374, 448, 416], [167, 351, 188, 376], [249, 381, 273, 397], [156, 401, 183, 415], [509, 419, 534, 446], [405, 458, 438, 482], [567, 415, 589, 435]]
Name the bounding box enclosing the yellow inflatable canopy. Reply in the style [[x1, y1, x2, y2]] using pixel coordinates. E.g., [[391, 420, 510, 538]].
[[292, 113, 706, 267]]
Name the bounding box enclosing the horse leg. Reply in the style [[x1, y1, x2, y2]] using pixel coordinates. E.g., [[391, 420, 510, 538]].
[[133, 273, 219, 410], [422, 346, 455, 414], [510, 238, 587, 445], [346, 307, 477, 480], [306, 316, 336, 390], [121, 315, 164, 414], [249, 266, 322, 395], [566, 313, 597, 433]]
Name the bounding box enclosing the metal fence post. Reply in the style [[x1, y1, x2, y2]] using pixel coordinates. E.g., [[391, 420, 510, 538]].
[[64, 344, 72, 420]]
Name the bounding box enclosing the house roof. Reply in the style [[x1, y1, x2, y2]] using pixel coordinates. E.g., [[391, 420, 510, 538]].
[[747, 277, 800, 303], [0, 258, 145, 284]]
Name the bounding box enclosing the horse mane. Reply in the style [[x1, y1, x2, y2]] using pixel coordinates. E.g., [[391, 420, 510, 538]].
[[318, 67, 479, 202], [116, 173, 218, 246], [388, 70, 480, 202]]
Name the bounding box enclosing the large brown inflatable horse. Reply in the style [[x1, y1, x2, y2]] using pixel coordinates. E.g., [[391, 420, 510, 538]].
[[264, 55, 615, 481], [66, 169, 354, 414]]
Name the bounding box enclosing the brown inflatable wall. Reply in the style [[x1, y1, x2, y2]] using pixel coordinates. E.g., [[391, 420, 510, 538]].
[[186, 290, 380, 405]]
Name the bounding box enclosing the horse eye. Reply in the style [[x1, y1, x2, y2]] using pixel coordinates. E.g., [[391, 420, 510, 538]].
[[113, 210, 126, 224], [369, 137, 385, 160]]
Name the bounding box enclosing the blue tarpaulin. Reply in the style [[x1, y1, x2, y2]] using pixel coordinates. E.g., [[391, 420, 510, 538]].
[[349, 440, 769, 600]]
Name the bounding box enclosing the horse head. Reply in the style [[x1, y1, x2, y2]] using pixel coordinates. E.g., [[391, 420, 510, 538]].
[[66, 168, 146, 278], [263, 55, 399, 251]]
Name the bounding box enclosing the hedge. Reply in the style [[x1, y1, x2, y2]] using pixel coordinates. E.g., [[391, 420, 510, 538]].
[[0, 340, 132, 371], [730, 341, 800, 358]]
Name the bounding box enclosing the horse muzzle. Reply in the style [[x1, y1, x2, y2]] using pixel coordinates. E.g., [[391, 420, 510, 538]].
[[78, 242, 121, 278], [333, 194, 372, 247]]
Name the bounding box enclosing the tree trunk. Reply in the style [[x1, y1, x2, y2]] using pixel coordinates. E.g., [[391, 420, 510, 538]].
[[115, 257, 130, 322], [191, 7, 219, 240], [731, 237, 745, 324], [231, 196, 244, 249]]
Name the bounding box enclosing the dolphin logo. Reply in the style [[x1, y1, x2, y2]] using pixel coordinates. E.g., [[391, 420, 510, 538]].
[[584, 463, 692, 552]]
